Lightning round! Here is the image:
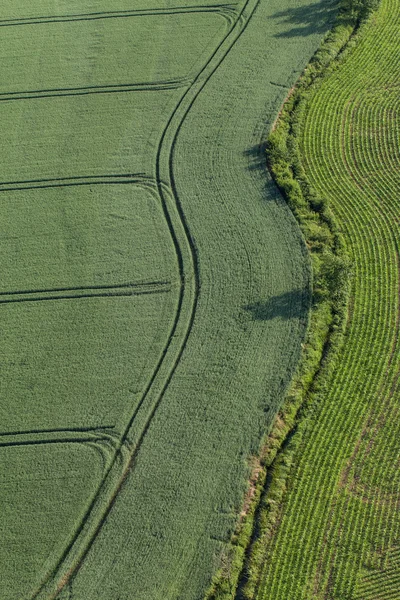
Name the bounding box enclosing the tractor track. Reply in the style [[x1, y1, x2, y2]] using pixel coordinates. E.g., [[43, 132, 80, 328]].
[[27, 1, 261, 597]]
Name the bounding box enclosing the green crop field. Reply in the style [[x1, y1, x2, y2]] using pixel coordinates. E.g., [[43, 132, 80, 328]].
[[0, 0, 338, 599], [252, 0, 400, 598]]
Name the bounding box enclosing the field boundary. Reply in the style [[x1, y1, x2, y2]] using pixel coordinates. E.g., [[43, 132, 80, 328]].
[[203, 0, 383, 597]]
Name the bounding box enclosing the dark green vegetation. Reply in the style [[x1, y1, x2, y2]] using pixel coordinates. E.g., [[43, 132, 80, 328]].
[[240, 0, 400, 597], [0, 1, 337, 599]]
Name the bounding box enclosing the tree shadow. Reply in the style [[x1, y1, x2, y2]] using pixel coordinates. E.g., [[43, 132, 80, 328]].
[[271, 0, 339, 38], [243, 142, 268, 172], [244, 289, 309, 321], [243, 143, 287, 205]]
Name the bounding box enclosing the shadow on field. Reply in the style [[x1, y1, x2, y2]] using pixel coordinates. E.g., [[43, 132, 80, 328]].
[[244, 290, 309, 321], [271, 0, 338, 38], [244, 143, 289, 204], [243, 142, 268, 171]]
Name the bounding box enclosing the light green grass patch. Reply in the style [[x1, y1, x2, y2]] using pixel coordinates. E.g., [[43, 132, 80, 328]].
[[0, 92, 181, 181]]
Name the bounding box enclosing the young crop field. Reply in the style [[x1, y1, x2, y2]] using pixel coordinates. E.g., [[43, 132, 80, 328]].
[[0, 0, 339, 599], [251, 0, 400, 598]]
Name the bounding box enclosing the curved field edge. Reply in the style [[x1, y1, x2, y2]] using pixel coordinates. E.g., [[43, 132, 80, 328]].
[[244, 1, 388, 599], [203, 0, 380, 597]]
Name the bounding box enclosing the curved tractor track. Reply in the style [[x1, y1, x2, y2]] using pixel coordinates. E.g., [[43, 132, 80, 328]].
[[26, 3, 260, 597], [0, 3, 260, 597]]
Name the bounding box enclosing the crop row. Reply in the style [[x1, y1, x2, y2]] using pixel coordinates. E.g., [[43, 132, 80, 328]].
[[255, 0, 400, 597]]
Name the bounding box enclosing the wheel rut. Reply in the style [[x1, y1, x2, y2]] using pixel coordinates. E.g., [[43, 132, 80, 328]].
[[26, 2, 260, 598]]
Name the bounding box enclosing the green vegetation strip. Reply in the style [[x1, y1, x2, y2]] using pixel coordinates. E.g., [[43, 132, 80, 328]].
[[204, 1, 360, 597], [229, 0, 400, 597]]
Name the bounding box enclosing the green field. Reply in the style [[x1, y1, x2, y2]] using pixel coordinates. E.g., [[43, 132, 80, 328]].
[[251, 0, 400, 598], [0, 0, 338, 598]]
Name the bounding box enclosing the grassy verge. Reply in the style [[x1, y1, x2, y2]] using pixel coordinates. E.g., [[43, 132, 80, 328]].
[[203, 0, 380, 597]]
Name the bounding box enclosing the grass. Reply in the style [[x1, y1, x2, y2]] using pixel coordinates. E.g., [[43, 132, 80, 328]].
[[0, 444, 104, 598], [0, 13, 224, 91], [0, 0, 337, 598], [242, 0, 400, 597], [204, 2, 357, 597]]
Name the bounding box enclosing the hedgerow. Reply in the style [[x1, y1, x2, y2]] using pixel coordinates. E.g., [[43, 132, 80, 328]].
[[204, 0, 381, 597]]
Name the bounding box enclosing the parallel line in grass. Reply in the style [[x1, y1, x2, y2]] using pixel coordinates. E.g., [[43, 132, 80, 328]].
[[131, 0, 261, 476], [0, 173, 150, 185], [0, 427, 120, 451], [88, 0, 260, 553], [0, 287, 172, 305], [0, 173, 161, 193], [0, 280, 171, 297], [122, 0, 259, 512], [0, 4, 238, 27], [0, 79, 191, 102], [0, 425, 115, 438], [32, 1, 261, 596], [0, 437, 106, 448]]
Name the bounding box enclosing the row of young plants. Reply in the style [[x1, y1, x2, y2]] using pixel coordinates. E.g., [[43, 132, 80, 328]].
[[289, 0, 400, 594], [254, 0, 400, 595], [203, 0, 380, 597]]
